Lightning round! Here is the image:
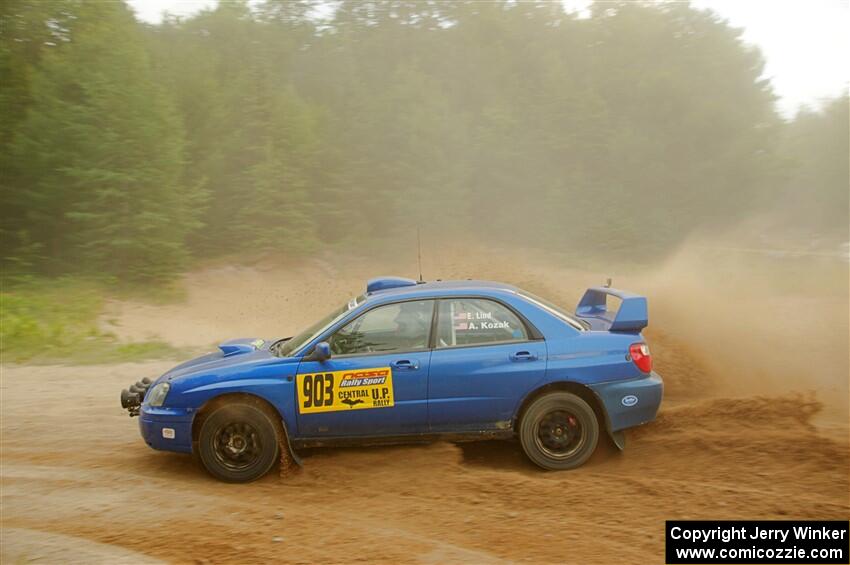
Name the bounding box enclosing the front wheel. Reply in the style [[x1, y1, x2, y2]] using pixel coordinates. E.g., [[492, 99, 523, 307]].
[[519, 391, 599, 470], [198, 401, 280, 482]]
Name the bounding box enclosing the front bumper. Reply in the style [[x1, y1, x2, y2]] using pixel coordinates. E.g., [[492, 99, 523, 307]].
[[138, 405, 194, 454], [589, 371, 663, 432]]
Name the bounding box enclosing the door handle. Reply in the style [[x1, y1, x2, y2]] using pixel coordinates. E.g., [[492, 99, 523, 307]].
[[510, 351, 537, 361], [391, 359, 419, 370]]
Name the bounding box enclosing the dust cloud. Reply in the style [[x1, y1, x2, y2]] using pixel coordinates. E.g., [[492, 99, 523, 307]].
[[638, 233, 849, 425]]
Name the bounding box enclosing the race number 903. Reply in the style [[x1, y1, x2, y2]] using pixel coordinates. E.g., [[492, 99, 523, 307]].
[[301, 373, 334, 408]]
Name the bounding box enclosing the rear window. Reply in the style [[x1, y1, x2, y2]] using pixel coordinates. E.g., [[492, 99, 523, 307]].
[[518, 291, 587, 330]]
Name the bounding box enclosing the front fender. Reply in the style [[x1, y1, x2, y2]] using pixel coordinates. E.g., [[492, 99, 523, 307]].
[[178, 377, 298, 435]]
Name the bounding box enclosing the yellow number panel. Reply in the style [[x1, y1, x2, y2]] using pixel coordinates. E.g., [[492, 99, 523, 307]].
[[296, 367, 394, 414]]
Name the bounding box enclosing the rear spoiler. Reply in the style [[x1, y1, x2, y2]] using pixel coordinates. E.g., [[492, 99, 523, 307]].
[[575, 287, 648, 332]]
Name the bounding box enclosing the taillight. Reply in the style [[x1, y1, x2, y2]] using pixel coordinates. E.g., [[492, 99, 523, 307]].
[[629, 343, 652, 373]]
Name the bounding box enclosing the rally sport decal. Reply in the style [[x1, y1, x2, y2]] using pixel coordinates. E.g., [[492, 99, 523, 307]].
[[296, 367, 394, 414]]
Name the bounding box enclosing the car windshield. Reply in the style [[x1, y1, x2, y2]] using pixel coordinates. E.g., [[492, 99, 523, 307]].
[[273, 295, 365, 357], [518, 291, 588, 330]]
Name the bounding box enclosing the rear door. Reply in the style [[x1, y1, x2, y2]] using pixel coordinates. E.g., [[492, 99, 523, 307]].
[[295, 299, 434, 437], [427, 297, 546, 431]]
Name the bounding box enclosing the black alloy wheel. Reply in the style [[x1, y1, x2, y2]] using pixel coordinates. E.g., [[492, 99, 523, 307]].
[[519, 391, 599, 470], [198, 401, 279, 482]]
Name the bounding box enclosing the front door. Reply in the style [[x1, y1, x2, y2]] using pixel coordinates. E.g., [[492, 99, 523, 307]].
[[428, 297, 546, 431], [295, 299, 434, 437]]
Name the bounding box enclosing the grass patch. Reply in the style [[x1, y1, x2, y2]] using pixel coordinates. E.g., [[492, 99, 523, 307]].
[[1, 277, 187, 364]]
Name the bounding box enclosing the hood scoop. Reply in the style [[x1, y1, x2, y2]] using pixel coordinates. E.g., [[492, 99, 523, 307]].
[[218, 338, 265, 357]]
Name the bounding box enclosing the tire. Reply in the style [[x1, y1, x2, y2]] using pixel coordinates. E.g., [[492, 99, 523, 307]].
[[519, 391, 599, 470], [198, 401, 280, 483]]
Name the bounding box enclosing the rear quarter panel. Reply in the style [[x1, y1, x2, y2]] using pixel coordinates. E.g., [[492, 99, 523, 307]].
[[538, 331, 660, 432], [544, 332, 644, 385]]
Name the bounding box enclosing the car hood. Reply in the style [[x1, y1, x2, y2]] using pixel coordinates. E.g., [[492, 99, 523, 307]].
[[157, 337, 291, 384]]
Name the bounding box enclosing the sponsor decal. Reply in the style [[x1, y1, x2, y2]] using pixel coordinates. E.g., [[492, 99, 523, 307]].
[[621, 395, 639, 407], [251, 339, 265, 349], [452, 311, 513, 331], [297, 367, 394, 414]]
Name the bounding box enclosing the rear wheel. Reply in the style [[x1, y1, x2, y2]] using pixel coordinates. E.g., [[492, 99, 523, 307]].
[[198, 401, 279, 482], [519, 391, 599, 470]]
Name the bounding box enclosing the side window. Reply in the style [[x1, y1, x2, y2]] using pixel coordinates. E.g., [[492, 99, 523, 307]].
[[436, 298, 528, 348], [330, 300, 434, 355]]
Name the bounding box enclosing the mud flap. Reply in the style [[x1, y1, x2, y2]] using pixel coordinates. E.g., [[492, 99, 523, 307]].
[[278, 419, 303, 477], [609, 430, 626, 451]]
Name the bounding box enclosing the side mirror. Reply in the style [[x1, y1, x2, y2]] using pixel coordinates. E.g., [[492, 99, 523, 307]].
[[304, 341, 331, 362]]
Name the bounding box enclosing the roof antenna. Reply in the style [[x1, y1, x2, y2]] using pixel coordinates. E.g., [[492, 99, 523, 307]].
[[417, 227, 424, 283], [604, 277, 612, 288]]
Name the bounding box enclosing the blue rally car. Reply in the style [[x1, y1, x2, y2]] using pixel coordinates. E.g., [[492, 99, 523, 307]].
[[121, 278, 662, 482]]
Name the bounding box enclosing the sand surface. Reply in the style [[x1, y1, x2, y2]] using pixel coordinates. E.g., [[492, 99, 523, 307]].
[[2, 243, 848, 563]]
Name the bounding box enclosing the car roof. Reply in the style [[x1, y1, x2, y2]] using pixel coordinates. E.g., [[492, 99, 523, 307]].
[[365, 279, 520, 300]]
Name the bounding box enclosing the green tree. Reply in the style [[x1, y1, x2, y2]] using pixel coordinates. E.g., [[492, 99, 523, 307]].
[[0, 0, 79, 269], [3, 0, 821, 280], [7, 1, 198, 280], [775, 96, 850, 238], [148, 1, 322, 253]]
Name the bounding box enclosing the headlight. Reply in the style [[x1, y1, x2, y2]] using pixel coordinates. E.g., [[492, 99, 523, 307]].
[[146, 382, 170, 407]]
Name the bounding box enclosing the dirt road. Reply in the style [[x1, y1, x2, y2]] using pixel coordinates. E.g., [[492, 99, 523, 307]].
[[2, 244, 848, 563]]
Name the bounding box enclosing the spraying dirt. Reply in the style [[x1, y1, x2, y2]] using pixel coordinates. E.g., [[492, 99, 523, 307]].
[[2, 242, 848, 563]]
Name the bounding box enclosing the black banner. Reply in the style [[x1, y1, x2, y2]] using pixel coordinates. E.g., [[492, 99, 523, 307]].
[[666, 520, 849, 564]]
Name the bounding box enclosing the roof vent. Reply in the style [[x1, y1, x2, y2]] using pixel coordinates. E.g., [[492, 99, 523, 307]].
[[366, 276, 418, 294]]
